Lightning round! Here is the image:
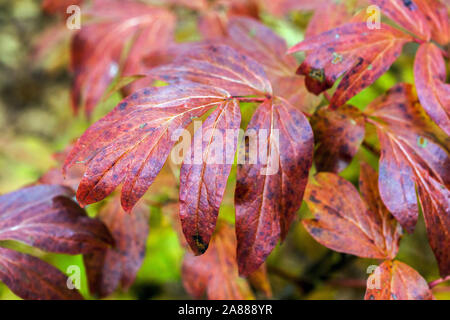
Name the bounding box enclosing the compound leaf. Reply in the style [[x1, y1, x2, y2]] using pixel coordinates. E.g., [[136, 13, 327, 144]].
[[289, 23, 412, 108]]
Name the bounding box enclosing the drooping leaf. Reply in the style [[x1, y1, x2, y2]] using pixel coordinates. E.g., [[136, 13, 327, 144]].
[[365, 260, 433, 300], [71, 0, 175, 116], [359, 163, 402, 259], [365, 83, 450, 234], [0, 247, 84, 300], [235, 98, 313, 276], [369, 0, 431, 41], [310, 105, 365, 173], [375, 129, 419, 232], [303, 169, 401, 259], [182, 223, 254, 300], [84, 194, 150, 298], [64, 83, 231, 213], [180, 100, 241, 255], [226, 17, 321, 113], [0, 185, 113, 254], [414, 43, 450, 135], [288, 23, 412, 108], [416, 168, 450, 277], [415, 0, 450, 45], [365, 83, 450, 276], [148, 43, 273, 97]]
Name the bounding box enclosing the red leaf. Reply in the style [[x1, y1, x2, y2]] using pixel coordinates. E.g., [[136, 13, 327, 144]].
[[369, 0, 431, 41], [149, 43, 272, 97], [376, 129, 419, 232], [310, 105, 365, 173], [42, 0, 82, 16], [414, 43, 450, 135], [415, 0, 450, 45], [226, 17, 298, 80], [71, 0, 175, 116], [303, 168, 401, 260], [0, 247, 84, 300], [235, 99, 313, 275], [288, 23, 412, 107], [0, 185, 112, 254], [305, 2, 352, 38], [359, 163, 402, 259], [182, 223, 254, 300], [226, 17, 322, 113], [180, 100, 241, 255], [84, 194, 149, 297], [365, 83, 450, 233], [198, 11, 228, 39], [365, 260, 433, 300], [64, 83, 231, 212], [416, 168, 450, 277]]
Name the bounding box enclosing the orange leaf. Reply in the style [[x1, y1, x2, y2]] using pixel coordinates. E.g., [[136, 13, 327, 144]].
[[365, 260, 433, 300], [303, 169, 401, 259]]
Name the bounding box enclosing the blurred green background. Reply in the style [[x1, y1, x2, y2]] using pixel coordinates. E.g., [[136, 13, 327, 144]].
[[0, 0, 448, 300]]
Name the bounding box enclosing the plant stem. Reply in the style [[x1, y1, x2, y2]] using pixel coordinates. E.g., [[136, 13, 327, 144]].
[[232, 96, 267, 103], [429, 275, 450, 289], [323, 92, 332, 103]]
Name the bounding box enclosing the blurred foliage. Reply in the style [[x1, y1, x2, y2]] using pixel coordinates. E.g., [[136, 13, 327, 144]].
[[0, 0, 448, 300]]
